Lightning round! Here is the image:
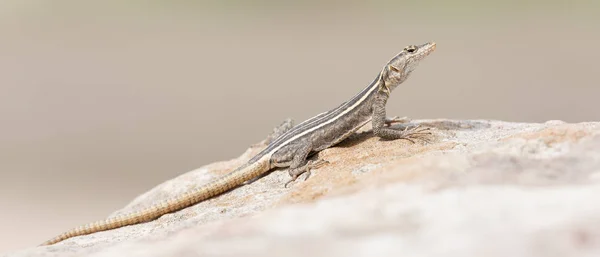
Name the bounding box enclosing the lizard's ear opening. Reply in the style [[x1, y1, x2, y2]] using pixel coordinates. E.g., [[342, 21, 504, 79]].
[[388, 65, 400, 72]]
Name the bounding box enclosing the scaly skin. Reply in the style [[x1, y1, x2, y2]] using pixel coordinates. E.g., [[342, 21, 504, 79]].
[[41, 154, 271, 245]]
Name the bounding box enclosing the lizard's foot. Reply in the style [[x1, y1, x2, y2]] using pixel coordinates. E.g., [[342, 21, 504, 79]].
[[385, 116, 411, 127], [395, 125, 432, 143], [284, 159, 329, 188]]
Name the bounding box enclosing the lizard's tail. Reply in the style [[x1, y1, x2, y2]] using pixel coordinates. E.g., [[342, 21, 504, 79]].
[[40, 158, 269, 246]]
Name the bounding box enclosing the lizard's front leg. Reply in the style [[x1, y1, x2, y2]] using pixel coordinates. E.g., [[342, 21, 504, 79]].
[[372, 92, 431, 143]]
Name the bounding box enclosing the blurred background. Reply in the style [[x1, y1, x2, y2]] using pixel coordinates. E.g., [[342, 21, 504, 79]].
[[1, 0, 598, 253]]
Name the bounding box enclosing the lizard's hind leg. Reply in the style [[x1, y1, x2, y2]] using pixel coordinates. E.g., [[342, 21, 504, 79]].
[[264, 118, 295, 145], [284, 159, 329, 188], [281, 143, 329, 188]]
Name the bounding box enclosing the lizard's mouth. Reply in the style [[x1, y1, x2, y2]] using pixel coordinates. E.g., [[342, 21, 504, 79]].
[[430, 42, 437, 50], [411, 42, 436, 62], [421, 42, 436, 56]]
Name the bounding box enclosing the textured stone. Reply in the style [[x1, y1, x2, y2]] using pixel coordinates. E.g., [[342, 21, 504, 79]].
[[6, 120, 600, 257]]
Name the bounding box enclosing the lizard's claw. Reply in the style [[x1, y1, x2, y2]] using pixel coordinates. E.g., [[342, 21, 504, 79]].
[[284, 176, 298, 188], [397, 125, 432, 143]]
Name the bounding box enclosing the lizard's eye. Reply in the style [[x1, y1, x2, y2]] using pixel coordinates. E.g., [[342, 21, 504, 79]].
[[404, 45, 417, 53]]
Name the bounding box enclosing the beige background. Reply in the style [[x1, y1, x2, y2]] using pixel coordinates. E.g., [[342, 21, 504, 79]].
[[1, 0, 599, 253]]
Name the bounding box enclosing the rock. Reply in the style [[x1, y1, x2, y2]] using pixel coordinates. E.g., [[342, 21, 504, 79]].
[[6, 120, 600, 257]]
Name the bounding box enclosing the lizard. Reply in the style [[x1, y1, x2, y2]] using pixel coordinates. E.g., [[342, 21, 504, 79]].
[[41, 42, 436, 246]]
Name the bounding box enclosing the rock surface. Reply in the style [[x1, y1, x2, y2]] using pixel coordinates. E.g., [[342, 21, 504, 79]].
[[6, 119, 600, 257]]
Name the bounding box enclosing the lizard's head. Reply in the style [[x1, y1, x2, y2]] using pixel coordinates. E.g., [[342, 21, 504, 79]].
[[381, 42, 436, 90]]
